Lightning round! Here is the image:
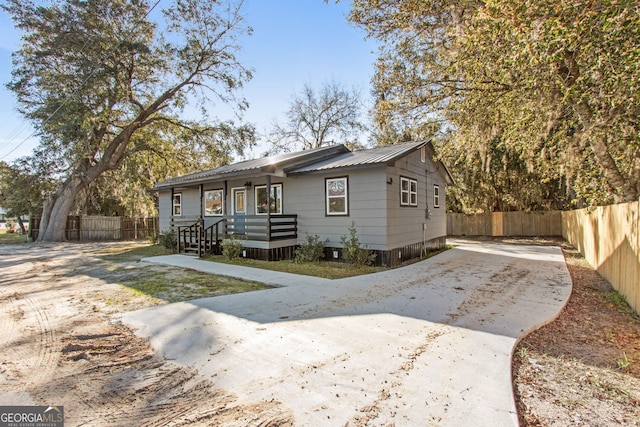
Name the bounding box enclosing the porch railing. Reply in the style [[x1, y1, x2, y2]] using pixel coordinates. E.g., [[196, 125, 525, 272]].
[[224, 214, 298, 242], [175, 215, 297, 256]]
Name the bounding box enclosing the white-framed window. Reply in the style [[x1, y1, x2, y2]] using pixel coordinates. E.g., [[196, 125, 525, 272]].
[[401, 177, 418, 207], [172, 193, 182, 216], [433, 184, 440, 208], [255, 184, 282, 215], [421, 146, 426, 163], [204, 189, 224, 216], [326, 177, 348, 216]]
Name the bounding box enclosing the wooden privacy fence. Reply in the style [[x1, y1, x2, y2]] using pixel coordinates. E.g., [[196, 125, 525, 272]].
[[447, 205, 640, 315], [447, 211, 563, 237], [30, 216, 159, 241], [562, 202, 640, 314]]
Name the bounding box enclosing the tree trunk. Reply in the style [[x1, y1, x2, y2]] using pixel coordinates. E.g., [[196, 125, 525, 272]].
[[17, 216, 27, 234], [36, 177, 84, 242]]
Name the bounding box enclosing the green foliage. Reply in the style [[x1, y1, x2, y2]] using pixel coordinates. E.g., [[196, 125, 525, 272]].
[[0, 160, 52, 217], [158, 230, 177, 252], [604, 290, 632, 313], [294, 234, 327, 264], [350, 0, 640, 208], [222, 237, 244, 260], [2, 0, 256, 239], [340, 221, 376, 267], [617, 352, 631, 372]]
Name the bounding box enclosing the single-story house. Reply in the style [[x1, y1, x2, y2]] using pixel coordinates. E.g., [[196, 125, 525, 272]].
[[154, 140, 453, 266]]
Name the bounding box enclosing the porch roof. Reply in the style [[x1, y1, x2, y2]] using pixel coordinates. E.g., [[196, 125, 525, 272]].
[[154, 143, 349, 190], [154, 139, 454, 190]]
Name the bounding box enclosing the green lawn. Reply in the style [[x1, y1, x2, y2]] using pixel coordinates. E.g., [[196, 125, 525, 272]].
[[0, 230, 28, 244], [121, 268, 271, 303], [204, 255, 384, 280], [95, 243, 271, 303], [204, 246, 451, 280]]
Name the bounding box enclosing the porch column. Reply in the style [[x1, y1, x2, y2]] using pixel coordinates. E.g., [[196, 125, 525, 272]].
[[170, 187, 175, 230], [266, 175, 271, 240], [199, 184, 204, 221]]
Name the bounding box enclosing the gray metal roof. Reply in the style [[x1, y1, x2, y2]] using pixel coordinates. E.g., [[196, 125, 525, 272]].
[[154, 139, 454, 189], [154, 144, 349, 189], [289, 140, 429, 173]]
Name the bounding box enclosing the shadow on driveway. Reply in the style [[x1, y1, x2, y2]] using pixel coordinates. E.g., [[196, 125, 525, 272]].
[[122, 239, 571, 426]]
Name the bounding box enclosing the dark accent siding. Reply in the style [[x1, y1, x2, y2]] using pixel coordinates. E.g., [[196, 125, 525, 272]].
[[324, 236, 447, 267], [232, 236, 447, 266], [241, 245, 297, 262]]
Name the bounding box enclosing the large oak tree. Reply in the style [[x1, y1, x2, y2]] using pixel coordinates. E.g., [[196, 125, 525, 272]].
[[349, 0, 640, 209], [4, 0, 255, 241]]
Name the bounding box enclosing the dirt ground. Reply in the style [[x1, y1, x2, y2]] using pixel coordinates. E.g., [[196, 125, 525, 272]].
[[0, 242, 294, 426], [1, 239, 639, 426], [512, 240, 640, 426]]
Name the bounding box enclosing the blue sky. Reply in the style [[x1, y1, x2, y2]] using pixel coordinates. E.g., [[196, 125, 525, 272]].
[[0, 0, 377, 163]]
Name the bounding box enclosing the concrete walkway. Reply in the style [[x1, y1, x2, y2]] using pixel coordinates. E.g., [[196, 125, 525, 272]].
[[121, 239, 572, 426]]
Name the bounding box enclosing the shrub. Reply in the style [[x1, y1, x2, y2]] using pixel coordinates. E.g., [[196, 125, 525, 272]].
[[222, 236, 244, 260], [294, 234, 327, 263], [340, 221, 376, 267], [158, 230, 177, 251]]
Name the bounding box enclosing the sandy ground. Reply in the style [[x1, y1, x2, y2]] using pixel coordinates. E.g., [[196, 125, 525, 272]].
[[1, 239, 596, 427], [0, 242, 293, 426], [121, 239, 571, 426]]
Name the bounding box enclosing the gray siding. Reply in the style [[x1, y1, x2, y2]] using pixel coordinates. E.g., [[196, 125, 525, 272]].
[[286, 167, 389, 250], [177, 187, 201, 218], [385, 148, 447, 248], [156, 149, 448, 252], [158, 190, 172, 231]]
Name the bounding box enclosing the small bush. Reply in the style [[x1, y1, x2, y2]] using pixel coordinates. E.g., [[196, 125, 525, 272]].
[[294, 234, 327, 263], [158, 230, 177, 251], [222, 237, 244, 260], [340, 221, 376, 267]]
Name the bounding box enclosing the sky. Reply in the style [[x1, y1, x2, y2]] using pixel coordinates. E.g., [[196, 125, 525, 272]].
[[0, 0, 378, 163]]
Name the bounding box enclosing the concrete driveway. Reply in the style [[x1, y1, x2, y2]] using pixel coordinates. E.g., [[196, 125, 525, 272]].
[[121, 239, 571, 426]]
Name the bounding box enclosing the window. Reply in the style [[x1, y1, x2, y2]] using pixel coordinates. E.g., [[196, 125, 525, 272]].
[[255, 184, 282, 214], [172, 193, 182, 216], [433, 184, 440, 208], [326, 177, 348, 215], [401, 177, 418, 207], [204, 189, 223, 216]]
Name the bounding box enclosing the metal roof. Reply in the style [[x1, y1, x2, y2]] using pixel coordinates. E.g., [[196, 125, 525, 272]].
[[289, 140, 429, 173], [154, 144, 349, 189], [154, 140, 454, 189]]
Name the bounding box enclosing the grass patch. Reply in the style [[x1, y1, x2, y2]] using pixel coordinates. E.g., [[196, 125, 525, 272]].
[[118, 267, 271, 303], [96, 244, 172, 262], [604, 290, 633, 313], [204, 246, 451, 279], [0, 231, 28, 244], [424, 245, 452, 259], [92, 243, 271, 303], [204, 255, 383, 280]]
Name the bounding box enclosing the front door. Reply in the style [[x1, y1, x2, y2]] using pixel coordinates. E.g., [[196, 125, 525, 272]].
[[232, 188, 246, 234]]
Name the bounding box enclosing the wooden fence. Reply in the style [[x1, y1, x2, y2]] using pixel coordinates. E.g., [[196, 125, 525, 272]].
[[447, 211, 563, 237], [562, 202, 640, 314], [447, 204, 640, 314], [30, 215, 159, 241]]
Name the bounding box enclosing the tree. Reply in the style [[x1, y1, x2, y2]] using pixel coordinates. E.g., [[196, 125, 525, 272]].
[[0, 160, 55, 233], [268, 80, 365, 152], [3, 0, 255, 241], [349, 0, 640, 207]]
